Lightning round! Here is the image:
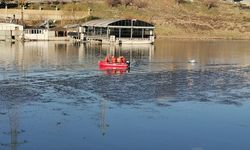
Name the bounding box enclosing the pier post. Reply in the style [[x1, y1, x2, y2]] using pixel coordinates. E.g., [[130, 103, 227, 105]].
[[130, 19, 136, 39], [142, 29, 144, 38], [107, 27, 109, 38], [119, 28, 121, 39]]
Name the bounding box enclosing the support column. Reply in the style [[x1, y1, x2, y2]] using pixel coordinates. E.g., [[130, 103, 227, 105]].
[[5, 5, 7, 19], [150, 30, 153, 36], [119, 28, 121, 39], [107, 27, 109, 38], [130, 28, 133, 39], [142, 29, 144, 38], [21, 6, 24, 26]]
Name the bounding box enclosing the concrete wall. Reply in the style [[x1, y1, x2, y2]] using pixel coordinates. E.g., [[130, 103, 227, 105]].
[[0, 9, 88, 21], [0, 23, 23, 30], [0, 23, 23, 41], [48, 31, 55, 38], [24, 29, 49, 40], [0, 30, 11, 40], [24, 30, 69, 41]]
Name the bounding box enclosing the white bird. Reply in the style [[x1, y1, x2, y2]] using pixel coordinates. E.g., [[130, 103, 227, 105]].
[[188, 59, 196, 63]]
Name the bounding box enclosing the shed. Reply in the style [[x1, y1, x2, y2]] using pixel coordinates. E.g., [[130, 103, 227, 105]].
[[24, 27, 68, 41]]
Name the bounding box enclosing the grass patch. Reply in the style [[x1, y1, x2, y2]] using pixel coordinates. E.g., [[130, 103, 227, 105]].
[[22, 0, 250, 39]]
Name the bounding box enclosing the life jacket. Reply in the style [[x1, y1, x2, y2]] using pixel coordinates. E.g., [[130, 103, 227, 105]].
[[112, 57, 116, 63], [104, 56, 109, 62], [121, 57, 126, 63], [117, 57, 122, 63]]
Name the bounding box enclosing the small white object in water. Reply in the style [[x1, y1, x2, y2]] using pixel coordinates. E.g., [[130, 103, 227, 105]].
[[188, 59, 196, 63]]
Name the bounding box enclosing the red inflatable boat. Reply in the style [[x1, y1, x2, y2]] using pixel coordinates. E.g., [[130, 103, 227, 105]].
[[98, 61, 129, 69]]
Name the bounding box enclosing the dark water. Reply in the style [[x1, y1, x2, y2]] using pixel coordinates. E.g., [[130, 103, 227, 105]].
[[0, 39, 250, 150]]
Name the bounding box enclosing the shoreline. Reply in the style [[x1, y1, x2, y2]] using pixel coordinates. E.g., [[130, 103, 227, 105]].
[[156, 35, 250, 40]]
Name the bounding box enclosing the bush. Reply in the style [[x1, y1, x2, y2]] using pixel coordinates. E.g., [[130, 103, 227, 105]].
[[62, 3, 84, 11], [106, 0, 147, 8], [106, 0, 121, 7], [121, 0, 133, 7], [203, 0, 219, 9], [133, 0, 148, 8], [176, 0, 187, 5]]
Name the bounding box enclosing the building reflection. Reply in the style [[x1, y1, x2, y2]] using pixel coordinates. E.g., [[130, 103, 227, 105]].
[[1, 40, 250, 76], [85, 43, 154, 75], [83, 43, 154, 61], [0, 42, 154, 78], [100, 98, 108, 136], [0, 102, 26, 150]]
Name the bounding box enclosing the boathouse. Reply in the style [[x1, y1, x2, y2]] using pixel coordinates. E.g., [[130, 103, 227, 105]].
[[24, 27, 68, 41], [81, 19, 155, 44], [0, 23, 23, 41]]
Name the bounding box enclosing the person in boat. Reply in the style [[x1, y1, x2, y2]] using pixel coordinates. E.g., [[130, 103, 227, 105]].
[[120, 56, 126, 63], [117, 56, 122, 63], [111, 56, 117, 63], [104, 55, 111, 63]]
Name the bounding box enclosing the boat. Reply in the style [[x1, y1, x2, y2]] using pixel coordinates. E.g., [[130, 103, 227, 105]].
[[98, 60, 129, 69]]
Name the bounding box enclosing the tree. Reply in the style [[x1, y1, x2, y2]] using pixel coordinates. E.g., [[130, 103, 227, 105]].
[[106, 0, 121, 7]]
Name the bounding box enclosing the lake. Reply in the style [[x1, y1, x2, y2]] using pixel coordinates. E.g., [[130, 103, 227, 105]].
[[0, 39, 250, 150]]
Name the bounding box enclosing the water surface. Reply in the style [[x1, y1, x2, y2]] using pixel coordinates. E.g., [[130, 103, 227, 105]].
[[0, 39, 250, 150]]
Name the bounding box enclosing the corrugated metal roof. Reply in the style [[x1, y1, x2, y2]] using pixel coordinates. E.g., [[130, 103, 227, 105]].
[[65, 19, 155, 28], [81, 19, 122, 27], [0, 23, 23, 27]]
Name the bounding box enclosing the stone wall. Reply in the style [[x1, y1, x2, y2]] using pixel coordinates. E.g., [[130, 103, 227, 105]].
[[0, 9, 88, 21]]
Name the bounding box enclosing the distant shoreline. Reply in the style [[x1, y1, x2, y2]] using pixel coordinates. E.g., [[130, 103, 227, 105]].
[[156, 35, 250, 40]]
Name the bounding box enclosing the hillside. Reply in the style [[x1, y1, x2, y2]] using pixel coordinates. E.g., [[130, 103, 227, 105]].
[[4, 0, 249, 39], [61, 0, 250, 39]]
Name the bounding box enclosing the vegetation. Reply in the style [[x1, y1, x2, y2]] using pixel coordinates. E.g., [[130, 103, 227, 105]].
[[202, 0, 219, 9], [65, 0, 250, 39], [2, 0, 250, 39], [106, 0, 147, 8]]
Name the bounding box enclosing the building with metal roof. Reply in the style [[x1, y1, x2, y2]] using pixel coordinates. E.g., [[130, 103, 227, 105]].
[[80, 19, 155, 44]]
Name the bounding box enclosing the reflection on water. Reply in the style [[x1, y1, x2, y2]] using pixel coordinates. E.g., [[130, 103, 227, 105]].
[[153, 39, 250, 70], [0, 42, 155, 79], [1, 39, 250, 150], [1, 39, 250, 76]]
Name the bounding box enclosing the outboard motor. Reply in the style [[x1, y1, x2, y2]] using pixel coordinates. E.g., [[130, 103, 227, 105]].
[[126, 60, 130, 68]]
